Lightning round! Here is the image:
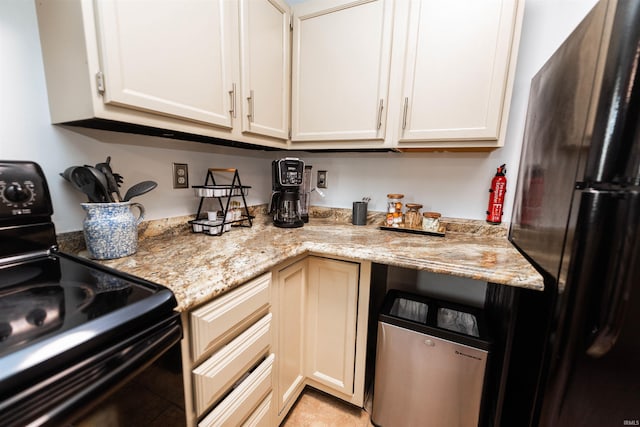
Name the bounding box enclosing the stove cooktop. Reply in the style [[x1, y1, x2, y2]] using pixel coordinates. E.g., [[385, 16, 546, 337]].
[[0, 251, 177, 392], [0, 253, 159, 357]]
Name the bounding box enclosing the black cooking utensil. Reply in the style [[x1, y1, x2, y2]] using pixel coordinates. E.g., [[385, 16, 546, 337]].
[[123, 180, 158, 202], [83, 166, 112, 202], [112, 172, 124, 187], [95, 156, 122, 202], [59, 166, 78, 183], [69, 167, 104, 203]]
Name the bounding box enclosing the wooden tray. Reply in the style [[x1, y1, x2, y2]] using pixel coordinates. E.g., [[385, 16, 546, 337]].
[[379, 224, 446, 237]]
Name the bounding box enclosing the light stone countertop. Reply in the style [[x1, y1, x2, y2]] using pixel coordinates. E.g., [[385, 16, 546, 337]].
[[69, 209, 543, 312]]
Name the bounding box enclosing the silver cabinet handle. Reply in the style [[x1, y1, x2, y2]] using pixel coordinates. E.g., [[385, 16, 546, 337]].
[[229, 83, 236, 118], [247, 90, 254, 123], [402, 97, 408, 130], [377, 99, 384, 130]]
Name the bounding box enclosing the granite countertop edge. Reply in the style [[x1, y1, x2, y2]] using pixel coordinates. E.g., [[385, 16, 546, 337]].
[[57, 207, 544, 312]]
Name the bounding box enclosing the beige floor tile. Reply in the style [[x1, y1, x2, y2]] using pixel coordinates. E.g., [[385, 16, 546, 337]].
[[283, 388, 374, 427]]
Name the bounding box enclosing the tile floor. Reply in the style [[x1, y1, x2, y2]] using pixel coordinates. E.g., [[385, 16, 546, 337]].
[[283, 387, 374, 427], [78, 362, 370, 427]]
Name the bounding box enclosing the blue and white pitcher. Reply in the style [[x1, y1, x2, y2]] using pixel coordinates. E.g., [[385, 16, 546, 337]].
[[81, 202, 145, 260]]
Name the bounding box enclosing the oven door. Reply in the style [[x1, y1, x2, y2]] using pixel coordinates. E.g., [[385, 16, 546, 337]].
[[71, 335, 186, 427], [1, 313, 182, 427]]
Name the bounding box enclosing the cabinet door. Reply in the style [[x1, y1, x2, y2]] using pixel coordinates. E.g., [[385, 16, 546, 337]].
[[274, 259, 307, 415], [239, 0, 290, 140], [398, 0, 518, 142], [291, 0, 393, 142], [95, 0, 236, 128], [305, 257, 359, 395]]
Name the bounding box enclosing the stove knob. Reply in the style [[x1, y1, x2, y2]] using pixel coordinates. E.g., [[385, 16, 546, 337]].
[[26, 308, 47, 327], [4, 183, 32, 203], [0, 322, 12, 341]]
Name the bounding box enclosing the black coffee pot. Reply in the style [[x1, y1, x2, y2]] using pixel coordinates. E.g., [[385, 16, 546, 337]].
[[269, 158, 304, 228]]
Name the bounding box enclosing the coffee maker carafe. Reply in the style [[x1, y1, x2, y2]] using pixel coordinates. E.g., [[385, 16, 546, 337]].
[[270, 158, 304, 228]]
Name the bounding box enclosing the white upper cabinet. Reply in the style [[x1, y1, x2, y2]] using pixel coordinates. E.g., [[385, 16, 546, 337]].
[[95, 0, 236, 128], [396, 0, 521, 148], [36, 0, 289, 150], [291, 0, 394, 143], [239, 0, 290, 140], [288, 0, 522, 150], [37, 0, 522, 151]]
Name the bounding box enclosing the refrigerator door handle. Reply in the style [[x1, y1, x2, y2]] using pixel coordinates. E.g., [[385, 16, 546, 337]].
[[585, 276, 631, 358], [585, 191, 640, 358]]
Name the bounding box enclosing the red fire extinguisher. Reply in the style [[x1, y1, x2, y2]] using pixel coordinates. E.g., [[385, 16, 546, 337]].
[[486, 164, 507, 224]]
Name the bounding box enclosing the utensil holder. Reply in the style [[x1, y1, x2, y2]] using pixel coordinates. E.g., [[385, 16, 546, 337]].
[[352, 201, 368, 225], [81, 202, 145, 259]]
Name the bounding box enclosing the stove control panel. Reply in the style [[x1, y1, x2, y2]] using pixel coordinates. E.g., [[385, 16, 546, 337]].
[[0, 161, 53, 221]]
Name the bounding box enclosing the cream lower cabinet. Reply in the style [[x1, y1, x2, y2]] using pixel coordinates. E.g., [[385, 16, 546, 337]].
[[183, 257, 370, 426], [273, 256, 371, 425], [185, 273, 275, 427], [272, 258, 308, 419], [305, 257, 359, 396]]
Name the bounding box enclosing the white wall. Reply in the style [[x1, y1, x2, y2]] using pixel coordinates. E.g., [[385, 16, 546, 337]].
[[1, 0, 597, 233]]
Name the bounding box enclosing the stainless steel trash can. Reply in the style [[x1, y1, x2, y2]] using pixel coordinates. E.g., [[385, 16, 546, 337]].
[[372, 290, 490, 426]]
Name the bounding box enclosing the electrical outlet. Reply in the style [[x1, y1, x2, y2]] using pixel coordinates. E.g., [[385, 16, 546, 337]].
[[173, 163, 189, 189], [317, 170, 328, 188]]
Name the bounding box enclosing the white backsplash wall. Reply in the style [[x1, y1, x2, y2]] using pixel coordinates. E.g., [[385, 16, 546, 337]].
[[291, 150, 508, 220], [2, 0, 597, 233]]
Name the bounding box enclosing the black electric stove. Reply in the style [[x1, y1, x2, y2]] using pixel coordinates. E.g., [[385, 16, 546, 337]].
[[0, 161, 182, 426]]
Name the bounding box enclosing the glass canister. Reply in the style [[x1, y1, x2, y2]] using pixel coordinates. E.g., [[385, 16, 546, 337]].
[[422, 211, 442, 232], [386, 194, 404, 226], [404, 203, 423, 228]]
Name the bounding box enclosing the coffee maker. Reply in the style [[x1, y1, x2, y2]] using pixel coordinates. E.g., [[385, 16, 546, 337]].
[[269, 157, 305, 228]]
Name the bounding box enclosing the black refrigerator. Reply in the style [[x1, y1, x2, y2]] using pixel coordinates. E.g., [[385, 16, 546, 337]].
[[509, 0, 640, 426]]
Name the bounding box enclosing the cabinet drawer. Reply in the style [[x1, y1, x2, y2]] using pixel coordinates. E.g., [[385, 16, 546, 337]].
[[242, 392, 273, 427], [191, 273, 271, 361], [193, 313, 272, 416], [198, 354, 275, 427]]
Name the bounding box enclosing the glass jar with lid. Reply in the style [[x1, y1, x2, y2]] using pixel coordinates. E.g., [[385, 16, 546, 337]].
[[386, 194, 404, 227], [404, 203, 423, 228], [422, 212, 442, 232]]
